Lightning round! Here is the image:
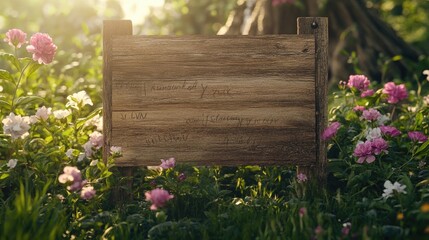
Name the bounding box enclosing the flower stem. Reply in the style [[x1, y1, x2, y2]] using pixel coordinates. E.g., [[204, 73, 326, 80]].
[[11, 62, 31, 112]]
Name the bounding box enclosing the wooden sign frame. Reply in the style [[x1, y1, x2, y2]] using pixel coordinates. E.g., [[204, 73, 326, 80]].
[[103, 17, 327, 179]]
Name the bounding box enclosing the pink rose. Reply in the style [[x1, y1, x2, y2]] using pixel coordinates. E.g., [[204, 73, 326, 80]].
[[362, 108, 381, 122], [382, 82, 408, 104], [360, 89, 374, 98], [145, 188, 174, 210], [322, 122, 341, 140], [26, 33, 57, 64], [380, 126, 401, 137], [347, 75, 370, 92], [4, 29, 27, 48], [408, 131, 428, 143], [353, 106, 365, 112], [80, 185, 96, 200], [354, 141, 375, 164], [371, 138, 388, 155]]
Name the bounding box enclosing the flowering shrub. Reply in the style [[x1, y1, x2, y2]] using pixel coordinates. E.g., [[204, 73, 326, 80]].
[[0, 29, 114, 239]]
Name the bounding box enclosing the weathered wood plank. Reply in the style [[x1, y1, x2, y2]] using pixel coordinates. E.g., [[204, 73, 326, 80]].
[[297, 17, 329, 182], [104, 18, 328, 169]]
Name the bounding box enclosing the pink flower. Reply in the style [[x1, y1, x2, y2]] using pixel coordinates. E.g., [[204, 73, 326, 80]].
[[354, 141, 375, 164], [4, 29, 26, 48], [145, 188, 174, 210], [408, 131, 428, 143], [178, 173, 186, 182], [297, 173, 308, 183], [58, 166, 86, 191], [299, 207, 307, 217], [89, 131, 103, 148], [362, 108, 381, 122], [26, 33, 57, 64], [371, 138, 388, 155], [272, 0, 295, 6], [314, 225, 324, 235], [380, 126, 401, 137], [360, 89, 374, 98], [347, 75, 370, 92], [322, 122, 341, 140], [80, 185, 96, 200], [342, 223, 351, 236], [160, 157, 176, 169], [353, 106, 365, 112], [382, 82, 408, 104]]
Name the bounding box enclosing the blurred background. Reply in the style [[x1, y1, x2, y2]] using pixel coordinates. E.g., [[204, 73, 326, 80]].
[[0, 0, 428, 108]]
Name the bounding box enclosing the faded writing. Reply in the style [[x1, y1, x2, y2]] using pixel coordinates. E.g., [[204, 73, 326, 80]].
[[120, 111, 148, 121], [133, 80, 235, 99], [145, 133, 190, 146], [185, 113, 280, 127]]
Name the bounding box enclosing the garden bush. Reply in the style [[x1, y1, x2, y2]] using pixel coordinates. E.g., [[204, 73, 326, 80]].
[[1, 25, 429, 240]]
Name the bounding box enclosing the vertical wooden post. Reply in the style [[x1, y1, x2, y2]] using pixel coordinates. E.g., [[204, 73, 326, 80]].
[[297, 17, 328, 184], [103, 20, 134, 203]]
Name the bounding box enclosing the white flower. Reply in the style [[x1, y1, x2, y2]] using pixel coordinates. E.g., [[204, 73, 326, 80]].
[[366, 128, 382, 141], [382, 180, 407, 199], [66, 90, 93, 110], [78, 152, 86, 162], [84, 115, 103, 131], [407, 106, 417, 113], [377, 115, 390, 126], [83, 141, 93, 158], [53, 109, 71, 119], [2, 113, 30, 139], [110, 146, 122, 155], [35, 106, 52, 121], [424, 95, 429, 105], [90, 160, 98, 166], [7, 159, 18, 169], [66, 149, 74, 159], [423, 70, 429, 81], [89, 131, 103, 148]]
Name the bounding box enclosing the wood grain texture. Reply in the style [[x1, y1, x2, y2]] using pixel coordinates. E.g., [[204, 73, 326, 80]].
[[104, 18, 328, 167], [103, 20, 132, 163], [297, 18, 329, 181]]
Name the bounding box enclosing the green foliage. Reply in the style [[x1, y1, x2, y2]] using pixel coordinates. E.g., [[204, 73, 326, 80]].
[[141, 0, 235, 35], [1, 182, 67, 240], [370, 0, 429, 52]]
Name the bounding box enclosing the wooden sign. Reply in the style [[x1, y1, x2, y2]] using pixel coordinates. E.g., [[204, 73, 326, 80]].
[[103, 18, 328, 170]]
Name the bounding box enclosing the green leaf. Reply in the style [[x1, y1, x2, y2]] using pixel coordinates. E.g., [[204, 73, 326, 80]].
[[13, 96, 44, 108], [0, 78, 16, 93], [26, 62, 42, 77], [416, 140, 429, 157], [392, 55, 402, 61], [0, 53, 20, 71], [0, 173, 10, 180], [0, 69, 13, 81], [0, 99, 11, 111]]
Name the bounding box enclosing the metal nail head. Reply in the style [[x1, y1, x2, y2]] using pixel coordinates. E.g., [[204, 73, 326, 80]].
[[311, 22, 318, 29]]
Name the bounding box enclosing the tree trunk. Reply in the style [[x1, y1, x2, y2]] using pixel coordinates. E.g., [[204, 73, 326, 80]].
[[218, 0, 421, 84]]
